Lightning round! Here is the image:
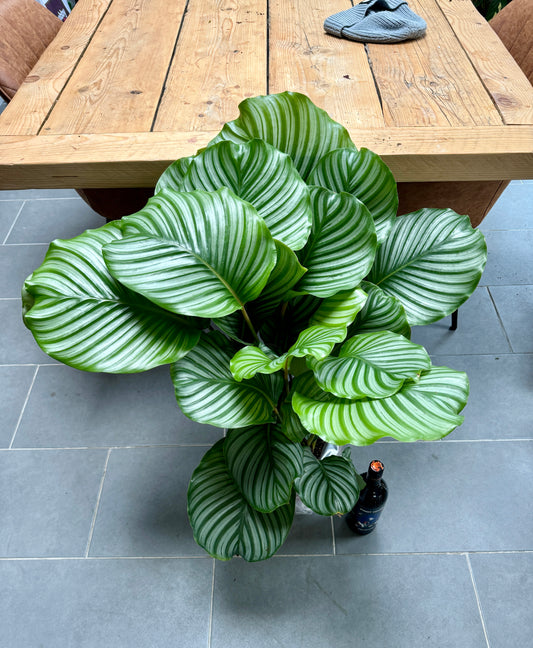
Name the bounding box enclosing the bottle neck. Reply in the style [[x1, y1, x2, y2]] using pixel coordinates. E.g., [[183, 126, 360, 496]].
[[365, 460, 384, 484]]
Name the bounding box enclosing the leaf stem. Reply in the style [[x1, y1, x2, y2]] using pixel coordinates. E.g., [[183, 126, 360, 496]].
[[241, 306, 259, 344]]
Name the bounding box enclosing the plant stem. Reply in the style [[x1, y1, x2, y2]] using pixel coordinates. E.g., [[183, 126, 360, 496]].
[[283, 358, 291, 397], [241, 306, 259, 344]]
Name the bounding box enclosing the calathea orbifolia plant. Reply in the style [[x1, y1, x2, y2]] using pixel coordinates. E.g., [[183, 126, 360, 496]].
[[22, 92, 487, 561]]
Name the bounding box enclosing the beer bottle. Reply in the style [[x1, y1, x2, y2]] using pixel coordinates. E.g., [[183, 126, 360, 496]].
[[345, 460, 388, 535]]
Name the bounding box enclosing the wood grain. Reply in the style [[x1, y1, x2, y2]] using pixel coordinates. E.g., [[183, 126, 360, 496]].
[[436, 0, 533, 125], [41, 0, 187, 134], [153, 0, 267, 133], [1, 126, 531, 188], [366, 0, 503, 126], [0, 0, 112, 136], [268, 0, 384, 130]]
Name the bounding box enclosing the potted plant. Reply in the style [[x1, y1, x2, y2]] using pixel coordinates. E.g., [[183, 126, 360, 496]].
[[22, 92, 487, 561]]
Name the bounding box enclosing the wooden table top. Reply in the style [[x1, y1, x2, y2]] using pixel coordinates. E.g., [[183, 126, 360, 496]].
[[1, 0, 532, 189]]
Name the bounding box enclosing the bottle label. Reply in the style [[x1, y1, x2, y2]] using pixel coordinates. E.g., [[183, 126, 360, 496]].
[[352, 504, 385, 532]]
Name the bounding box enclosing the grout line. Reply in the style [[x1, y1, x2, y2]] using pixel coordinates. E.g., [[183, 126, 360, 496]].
[[466, 553, 491, 648], [84, 449, 112, 558], [8, 366, 39, 449], [0, 197, 80, 202], [3, 242, 55, 247], [487, 287, 515, 353], [330, 517, 337, 556], [2, 200, 25, 245], [207, 559, 216, 648], [0, 555, 212, 561], [0, 443, 216, 451]]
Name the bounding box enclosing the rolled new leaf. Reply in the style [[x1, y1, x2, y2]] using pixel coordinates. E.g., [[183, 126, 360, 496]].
[[209, 91, 356, 180], [188, 439, 295, 561], [292, 368, 469, 445], [307, 147, 398, 243], [103, 188, 277, 319], [172, 332, 283, 427], [369, 209, 487, 325], [224, 425, 303, 513], [22, 222, 201, 373]]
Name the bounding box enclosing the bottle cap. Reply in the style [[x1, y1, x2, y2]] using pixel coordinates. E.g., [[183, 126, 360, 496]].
[[369, 460, 384, 477]]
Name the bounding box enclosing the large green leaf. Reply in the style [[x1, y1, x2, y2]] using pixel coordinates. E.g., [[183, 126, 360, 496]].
[[103, 188, 277, 319], [369, 209, 487, 325], [188, 439, 294, 561], [172, 332, 283, 427], [155, 155, 195, 194], [309, 287, 367, 329], [22, 222, 201, 373], [311, 331, 430, 399], [307, 147, 398, 243], [294, 447, 360, 516], [178, 140, 312, 250], [348, 281, 411, 339], [294, 187, 377, 298], [209, 91, 356, 179], [224, 425, 303, 512], [292, 368, 468, 445]]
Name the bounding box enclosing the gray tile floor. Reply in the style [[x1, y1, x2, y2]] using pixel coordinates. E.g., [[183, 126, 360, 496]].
[[0, 183, 532, 647]]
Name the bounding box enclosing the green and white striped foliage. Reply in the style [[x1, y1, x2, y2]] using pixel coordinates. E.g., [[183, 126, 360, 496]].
[[209, 91, 356, 180], [188, 439, 295, 561], [309, 287, 367, 329], [294, 186, 377, 298], [307, 147, 398, 244], [294, 447, 360, 516], [292, 368, 469, 446], [348, 281, 411, 339], [369, 209, 487, 325], [22, 222, 201, 373], [155, 154, 195, 194], [311, 331, 430, 399], [172, 332, 283, 428], [224, 425, 303, 512], [103, 188, 277, 319]]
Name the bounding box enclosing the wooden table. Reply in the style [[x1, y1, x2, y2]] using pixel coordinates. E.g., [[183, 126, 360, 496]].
[[0, 0, 532, 189]]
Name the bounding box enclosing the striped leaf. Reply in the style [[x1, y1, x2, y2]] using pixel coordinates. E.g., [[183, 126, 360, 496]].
[[280, 399, 309, 443], [155, 154, 195, 193], [224, 425, 303, 512], [22, 222, 201, 373], [292, 368, 468, 445], [230, 344, 282, 381], [103, 188, 277, 319], [348, 281, 411, 339], [369, 209, 487, 325], [311, 331, 431, 399], [309, 287, 368, 329], [188, 440, 295, 561], [172, 332, 283, 427], [179, 140, 312, 250], [294, 187, 377, 298], [307, 147, 398, 243], [294, 447, 360, 516], [209, 91, 356, 180]]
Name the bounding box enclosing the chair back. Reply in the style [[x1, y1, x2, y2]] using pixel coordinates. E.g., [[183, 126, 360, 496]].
[[490, 0, 532, 84]]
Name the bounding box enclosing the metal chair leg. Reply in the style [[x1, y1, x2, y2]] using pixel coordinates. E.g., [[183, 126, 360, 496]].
[[449, 309, 458, 331]]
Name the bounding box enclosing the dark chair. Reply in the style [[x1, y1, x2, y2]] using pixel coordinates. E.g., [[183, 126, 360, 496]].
[[396, 0, 532, 228], [0, 0, 153, 220]]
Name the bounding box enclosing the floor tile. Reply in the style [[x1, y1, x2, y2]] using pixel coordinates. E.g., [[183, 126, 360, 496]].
[[479, 229, 533, 285], [429, 354, 533, 440], [278, 508, 334, 556], [89, 446, 209, 557], [489, 285, 533, 352], [0, 558, 212, 648], [0, 188, 78, 200], [480, 181, 533, 230], [0, 449, 107, 557], [212, 554, 486, 648], [334, 440, 533, 553], [13, 364, 222, 448], [6, 197, 104, 244], [0, 300, 54, 364], [0, 200, 23, 242], [410, 287, 511, 355], [0, 365, 36, 448], [469, 553, 533, 648], [0, 244, 48, 297]]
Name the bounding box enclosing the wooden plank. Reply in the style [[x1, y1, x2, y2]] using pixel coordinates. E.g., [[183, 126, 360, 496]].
[[1, 126, 531, 188], [153, 0, 268, 133], [0, 0, 112, 136], [41, 0, 187, 135], [436, 0, 533, 125], [366, 0, 503, 126], [268, 0, 384, 130]]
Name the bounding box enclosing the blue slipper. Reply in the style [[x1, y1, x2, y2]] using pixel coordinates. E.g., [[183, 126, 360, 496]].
[[325, 0, 427, 44]]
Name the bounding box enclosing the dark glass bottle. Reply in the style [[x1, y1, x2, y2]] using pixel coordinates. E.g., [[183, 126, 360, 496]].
[[345, 460, 388, 535]]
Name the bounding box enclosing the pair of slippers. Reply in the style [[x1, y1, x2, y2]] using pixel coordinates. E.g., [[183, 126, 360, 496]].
[[324, 0, 427, 44]]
